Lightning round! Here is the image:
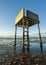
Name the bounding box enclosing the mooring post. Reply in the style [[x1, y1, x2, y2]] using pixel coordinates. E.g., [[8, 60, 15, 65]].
[[38, 22, 43, 52], [14, 25, 17, 55]]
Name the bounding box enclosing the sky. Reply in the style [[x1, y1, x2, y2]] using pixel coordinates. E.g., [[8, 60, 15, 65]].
[[0, 0, 46, 35]]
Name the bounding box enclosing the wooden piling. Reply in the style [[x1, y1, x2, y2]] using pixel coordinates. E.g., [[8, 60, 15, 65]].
[[14, 25, 17, 56], [22, 27, 25, 52], [27, 27, 29, 52], [38, 22, 43, 52]]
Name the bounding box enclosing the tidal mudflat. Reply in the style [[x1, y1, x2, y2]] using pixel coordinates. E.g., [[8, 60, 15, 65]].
[[0, 38, 46, 65]]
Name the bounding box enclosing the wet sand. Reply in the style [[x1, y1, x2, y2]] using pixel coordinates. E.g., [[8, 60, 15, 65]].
[[0, 39, 46, 65], [0, 50, 46, 65]]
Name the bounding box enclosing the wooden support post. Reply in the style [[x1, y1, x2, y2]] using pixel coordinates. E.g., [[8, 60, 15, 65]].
[[27, 27, 29, 52], [38, 22, 43, 52], [22, 27, 25, 52], [14, 25, 17, 55]]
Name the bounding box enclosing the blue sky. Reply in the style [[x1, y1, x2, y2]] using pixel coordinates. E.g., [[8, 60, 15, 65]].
[[0, 0, 46, 35]]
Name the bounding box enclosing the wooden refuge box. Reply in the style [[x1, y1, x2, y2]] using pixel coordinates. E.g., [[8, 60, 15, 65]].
[[14, 8, 42, 52], [15, 8, 39, 27]]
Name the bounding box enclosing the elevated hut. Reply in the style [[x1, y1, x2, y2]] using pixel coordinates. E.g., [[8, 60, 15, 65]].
[[14, 8, 42, 52]]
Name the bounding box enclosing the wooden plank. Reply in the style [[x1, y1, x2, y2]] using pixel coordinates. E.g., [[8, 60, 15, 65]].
[[15, 8, 25, 25], [15, 17, 39, 27], [27, 10, 39, 21]]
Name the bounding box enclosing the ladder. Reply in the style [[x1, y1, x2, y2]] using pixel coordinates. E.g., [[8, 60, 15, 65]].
[[22, 21, 29, 52]]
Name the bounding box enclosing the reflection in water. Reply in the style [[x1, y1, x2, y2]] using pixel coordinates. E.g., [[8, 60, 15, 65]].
[[0, 41, 46, 65], [12, 44, 46, 65]]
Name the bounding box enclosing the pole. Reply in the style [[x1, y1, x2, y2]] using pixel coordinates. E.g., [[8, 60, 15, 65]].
[[22, 27, 25, 52], [27, 27, 29, 52], [14, 25, 17, 56], [38, 22, 43, 52]]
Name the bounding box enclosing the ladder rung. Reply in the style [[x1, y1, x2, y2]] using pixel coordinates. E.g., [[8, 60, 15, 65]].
[[24, 31, 28, 32], [24, 35, 27, 36], [24, 39, 29, 41], [24, 40, 29, 42], [24, 40, 27, 42], [24, 35, 29, 36], [24, 44, 27, 46]]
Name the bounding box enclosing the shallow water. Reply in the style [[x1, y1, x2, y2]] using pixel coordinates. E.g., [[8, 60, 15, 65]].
[[0, 39, 46, 65], [0, 39, 46, 54]]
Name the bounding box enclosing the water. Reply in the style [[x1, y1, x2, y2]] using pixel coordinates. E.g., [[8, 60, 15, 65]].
[[0, 38, 46, 55], [0, 38, 46, 65]]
